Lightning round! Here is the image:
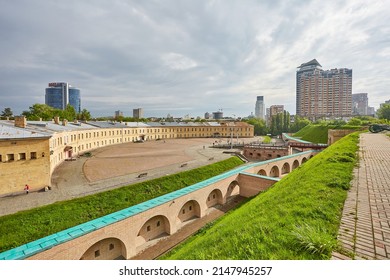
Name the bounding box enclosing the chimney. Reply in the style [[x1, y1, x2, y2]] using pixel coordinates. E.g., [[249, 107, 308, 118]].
[[54, 116, 60, 125], [15, 116, 27, 128]]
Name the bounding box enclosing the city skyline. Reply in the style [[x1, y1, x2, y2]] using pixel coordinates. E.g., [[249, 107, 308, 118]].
[[0, 1, 389, 118]]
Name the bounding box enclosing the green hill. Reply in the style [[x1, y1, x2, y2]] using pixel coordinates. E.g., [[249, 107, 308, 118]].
[[162, 132, 360, 260], [293, 124, 361, 144], [293, 124, 330, 143]]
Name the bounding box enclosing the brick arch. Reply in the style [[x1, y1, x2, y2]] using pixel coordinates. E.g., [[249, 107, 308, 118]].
[[178, 200, 201, 223], [257, 169, 267, 176], [281, 162, 290, 175], [137, 215, 170, 245], [292, 159, 300, 170], [79, 237, 126, 260], [269, 165, 280, 177], [226, 180, 240, 198], [206, 189, 223, 208], [301, 157, 308, 164]]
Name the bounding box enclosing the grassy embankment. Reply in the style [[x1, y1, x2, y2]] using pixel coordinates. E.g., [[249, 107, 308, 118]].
[[261, 135, 272, 144], [293, 124, 361, 144], [0, 157, 244, 253], [162, 132, 360, 260]]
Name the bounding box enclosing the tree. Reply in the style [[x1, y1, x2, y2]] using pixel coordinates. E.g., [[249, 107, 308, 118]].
[[245, 118, 268, 136], [377, 104, 390, 120], [1, 107, 13, 118], [78, 109, 91, 121], [22, 104, 55, 120], [62, 104, 76, 121], [290, 116, 311, 133]]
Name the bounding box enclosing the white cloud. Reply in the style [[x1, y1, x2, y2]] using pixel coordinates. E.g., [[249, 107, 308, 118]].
[[161, 53, 198, 70]]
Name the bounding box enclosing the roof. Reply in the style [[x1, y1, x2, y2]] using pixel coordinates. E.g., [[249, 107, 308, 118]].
[[298, 59, 322, 68], [0, 121, 51, 140]]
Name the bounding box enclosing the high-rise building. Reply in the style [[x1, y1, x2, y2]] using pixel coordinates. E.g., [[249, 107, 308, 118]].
[[45, 82, 81, 113], [114, 110, 123, 118], [270, 105, 284, 116], [267, 105, 284, 125], [352, 93, 368, 115], [255, 96, 265, 120], [296, 59, 352, 120], [133, 108, 144, 119]]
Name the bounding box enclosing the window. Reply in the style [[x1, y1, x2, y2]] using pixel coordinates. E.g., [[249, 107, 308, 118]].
[[147, 225, 151, 232], [7, 154, 14, 161], [0, 155, 2, 162], [95, 250, 100, 258], [31, 152, 37, 159], [157, 221, 160, 227], [19, 153, 26, 160], [182, 209, 185, 214], [189, 206, 192, 211], [109, 244, 114, 250]]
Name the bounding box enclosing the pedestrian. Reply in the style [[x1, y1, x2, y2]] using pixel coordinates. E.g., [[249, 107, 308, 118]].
[[24, 184, 30, 194]]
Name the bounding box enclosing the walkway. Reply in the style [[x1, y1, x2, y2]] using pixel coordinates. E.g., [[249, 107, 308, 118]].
[[333, 133, 390, 260]]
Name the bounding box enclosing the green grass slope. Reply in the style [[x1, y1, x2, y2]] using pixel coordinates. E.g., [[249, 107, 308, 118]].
[[162, 132, 360, 260], [0, 157, 243, 253], [293, 124, 361, 144]]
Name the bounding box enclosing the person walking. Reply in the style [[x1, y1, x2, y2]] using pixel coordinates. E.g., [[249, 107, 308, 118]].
[[24, 184, 30, 194]]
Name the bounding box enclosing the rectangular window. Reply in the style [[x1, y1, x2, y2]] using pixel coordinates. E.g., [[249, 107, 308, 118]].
[[95, 250, 100, 258], [31, 152, 37, 159], [7, 154, 14, 161], [109, 244, 114, 250], [19, 153, 26, 160]]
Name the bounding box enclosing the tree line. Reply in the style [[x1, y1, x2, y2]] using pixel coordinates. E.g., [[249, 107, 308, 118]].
[[1, 104, 91, 121]]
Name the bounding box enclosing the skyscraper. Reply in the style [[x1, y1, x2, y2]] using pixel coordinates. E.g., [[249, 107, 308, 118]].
[[133, 108, 144, 119], [352, 93, 368, 115], [255, 96, 265, 120], [45, 82, 81, 113], [296, 59, 352, 120]]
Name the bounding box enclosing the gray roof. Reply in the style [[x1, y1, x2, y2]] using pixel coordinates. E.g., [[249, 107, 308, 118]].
[[298, 59, 322, 68], [0, 121, 51, 139]]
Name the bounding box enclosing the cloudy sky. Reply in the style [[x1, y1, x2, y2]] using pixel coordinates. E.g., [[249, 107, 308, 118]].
[[0, 0, 389, 118]]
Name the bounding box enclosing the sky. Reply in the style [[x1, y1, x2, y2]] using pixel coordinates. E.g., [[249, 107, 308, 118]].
[[0, 0, 389, 118]]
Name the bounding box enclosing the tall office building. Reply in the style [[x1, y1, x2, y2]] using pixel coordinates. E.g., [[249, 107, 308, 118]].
[[45, 82, 81, 113], [296, 59, 352, 120], [114, 110, 123, 118], [255, 96, 265, 120], [352, 93, 368, 115], [133, 108, 144, 119]]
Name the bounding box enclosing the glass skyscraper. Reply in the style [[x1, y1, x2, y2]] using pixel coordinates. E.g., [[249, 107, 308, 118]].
[[255, 96, 265, 120], [45, 82, 81, 113]]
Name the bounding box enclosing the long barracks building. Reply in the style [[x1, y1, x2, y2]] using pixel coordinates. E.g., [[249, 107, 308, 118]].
[[0, 117, 253, 196]]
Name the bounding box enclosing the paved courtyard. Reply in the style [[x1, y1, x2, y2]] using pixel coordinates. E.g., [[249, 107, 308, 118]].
[[333, 133, 390, 260], [0, 137, 254, 216]]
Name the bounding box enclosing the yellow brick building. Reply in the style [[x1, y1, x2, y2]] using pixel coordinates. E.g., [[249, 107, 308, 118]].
[[0, 117, 253, 196]]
